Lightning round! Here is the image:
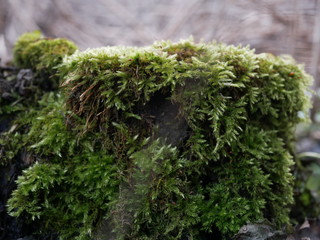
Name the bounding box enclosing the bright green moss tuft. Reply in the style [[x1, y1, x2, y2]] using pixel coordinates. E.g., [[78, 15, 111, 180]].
[[5, 38, 312, 239], [13, 30, 43, 67], [161, 39, 205, 62], [13, 31, 77, 79]]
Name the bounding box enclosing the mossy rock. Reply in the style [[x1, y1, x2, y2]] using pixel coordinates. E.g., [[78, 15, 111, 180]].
[[3, 36, 312, 240]]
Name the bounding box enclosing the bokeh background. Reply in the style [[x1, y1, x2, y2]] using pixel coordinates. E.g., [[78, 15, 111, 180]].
[[1, 0, 320, 120]]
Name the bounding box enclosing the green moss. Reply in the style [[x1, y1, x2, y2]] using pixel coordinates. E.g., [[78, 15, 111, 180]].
[[5, 92, 119, 239], [13, 31, 77, 83], [0, 32, 77, 165], [5, 38, 312, 239], [8, 155, 118, 240], [13, 30, 43, 67], [161, 39, 205, 62]]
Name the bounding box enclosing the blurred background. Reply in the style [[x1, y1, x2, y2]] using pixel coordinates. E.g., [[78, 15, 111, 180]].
[[0, 0, 320, 125]]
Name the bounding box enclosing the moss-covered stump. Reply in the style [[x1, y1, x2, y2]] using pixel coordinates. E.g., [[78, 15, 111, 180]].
[[1, 34, 312, 240]]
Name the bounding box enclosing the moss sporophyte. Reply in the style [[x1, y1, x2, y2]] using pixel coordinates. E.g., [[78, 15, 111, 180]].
[[1, 33, 312, 239]]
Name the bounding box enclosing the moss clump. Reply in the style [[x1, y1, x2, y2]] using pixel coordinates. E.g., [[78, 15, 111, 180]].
[[13, 31, 77, 87], [13, 30, 43, 67], [163, 41, 205, 62], [5, 38, 312, 240]]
